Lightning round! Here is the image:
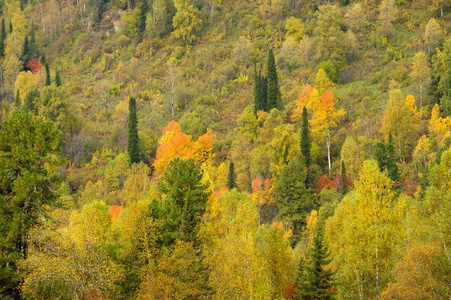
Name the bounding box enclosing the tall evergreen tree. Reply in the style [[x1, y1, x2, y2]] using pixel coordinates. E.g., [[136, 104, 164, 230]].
[[9, 21, 12, 33], [55, 70, 61, 87], [301, 107, 311, 167], [227, 161, 237, 190], [341, 160, 347, 196], [266, 49, 280, 110], [254, 65, 267, 114], [138, 0, 149, 38], [20, 36, 31, 71], [374, 133, 399, 182], [0, 19, 5, 58], [45, 63, 51, 86], [153, 158, 210, 247], [298, 223, 335, 300], [127, 96, 140, 164], [274, 159, 313, 246], [0, 112, 61, 298]]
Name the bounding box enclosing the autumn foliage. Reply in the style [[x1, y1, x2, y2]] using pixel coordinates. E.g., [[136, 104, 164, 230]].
[[154, 120, 215, 174]]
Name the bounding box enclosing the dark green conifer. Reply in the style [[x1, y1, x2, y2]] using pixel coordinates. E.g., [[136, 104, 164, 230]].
[[0, 19, 6, 58], [20, 36, 31, 71], [55, 70, 61, 87], [9, 21, 12, 33], [297, 223, 335, 300], [254, 65, 267, 114], [266, 49, 280, 110], [227, 161, 237, 190], [45, 63, 51, 86], [374, 133, 399, 182], [301, 107, 311, 167], [341, 160, 347, 196], [138, 0, 149, 38], [128, 96, 140, 164]]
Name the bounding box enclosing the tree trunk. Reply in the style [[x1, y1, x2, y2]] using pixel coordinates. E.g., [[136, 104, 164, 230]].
[[327, 133, 331, 176]]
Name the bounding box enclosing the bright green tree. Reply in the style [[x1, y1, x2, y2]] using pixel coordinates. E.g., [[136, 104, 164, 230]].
[[172, 0, 202, 45], [128, 96, 140, 164], [0, 112, 61, 298], [298, 223, 335, 300], [154, 158, 210, 247], [273, 159, 313, 245]]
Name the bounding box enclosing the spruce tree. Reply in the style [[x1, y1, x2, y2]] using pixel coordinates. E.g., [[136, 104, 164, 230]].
[[227, 161, 237, 190], [0, 19, 5, 58], [45, 63, 51, 86], [374, 133, 399, 182], [127, 96, 140, 164], [301, 107, 311, 167], [55, 70, 61, 87], [266, 49, 280, 111], [298, 223, 335, 300], [138, 0, 149, 38], [9, 21, 12, 33], [254, 66, 267, 114], [20, 36, 31, 71], [341, 160, 347, 196]]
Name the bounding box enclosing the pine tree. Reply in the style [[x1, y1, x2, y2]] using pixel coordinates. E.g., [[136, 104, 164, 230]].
[[155, 158, 210, 247], [341, 160, 347, 196], [266, 49, 280, 110], [20, 36, 31, 71], [254, 65, 267, 114], [138, 0, 149, 38], [45, 63, 51, 86], [301, 107, 311, 167], [0, 19, 6, 58], [55, 70, 61, 87], [227, 161, 237, 190], [9, 21, 12, 33], [128, 96, 140, 164], [298, 223, 335, 300], [374, 133, 399, 182]]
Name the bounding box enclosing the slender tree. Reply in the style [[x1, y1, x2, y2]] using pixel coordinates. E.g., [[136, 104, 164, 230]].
[[20, 36, 31, 71], [341, 160, 347, 196], [298, 223, 335, 300], [138, 0, 149, 39], [0, 19, 5, 58], [227, 161, 237, 190], [45, 63, 51, 86], [128, 97, 140, 164], [266, 49, 280, 110], [374, 133, 399, 182], [55, 70, 61, 87], [301, 107, 311, 167], [9, 21, 12, 33], [14, 89, 20, 107]]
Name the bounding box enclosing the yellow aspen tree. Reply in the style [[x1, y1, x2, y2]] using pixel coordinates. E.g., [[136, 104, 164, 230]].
[[381, 90, 420, 161]]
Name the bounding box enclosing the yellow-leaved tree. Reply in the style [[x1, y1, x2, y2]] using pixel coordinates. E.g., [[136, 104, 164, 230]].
[[381, 90, 421, 162], [326, 160, 409, 299], [310, 91, 346, 175]]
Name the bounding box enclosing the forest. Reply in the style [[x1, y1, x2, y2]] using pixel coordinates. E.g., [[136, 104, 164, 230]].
[[0, 0, 451, 298]]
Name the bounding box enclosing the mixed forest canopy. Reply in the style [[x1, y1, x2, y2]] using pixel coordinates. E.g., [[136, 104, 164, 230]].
[[1, 0, 451, 298]]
